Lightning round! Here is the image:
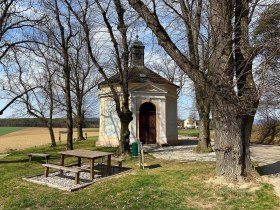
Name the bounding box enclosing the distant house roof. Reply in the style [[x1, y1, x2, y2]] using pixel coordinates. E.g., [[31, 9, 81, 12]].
[[98, 66, 179, 88]]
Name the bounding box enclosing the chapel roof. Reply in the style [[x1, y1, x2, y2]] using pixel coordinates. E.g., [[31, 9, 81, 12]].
[[98, 66, 179, 88], [99, 36, 178, 88]]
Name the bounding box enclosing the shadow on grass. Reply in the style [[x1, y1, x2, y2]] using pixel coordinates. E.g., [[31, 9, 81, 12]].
[[256, 161, 280, 175], [0, 159, 30, 164], [145, 164, 161, 169], [0, 156, 58, 164]]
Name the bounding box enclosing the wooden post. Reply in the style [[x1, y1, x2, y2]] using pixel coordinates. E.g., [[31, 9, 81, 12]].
[[60, 154, 65, 174], [77, 157, 81, 167], [75, 172, 80, 184], [44, 167, 49, 177], [90, 159, 95, 180], [107, 155, 111, 175], [118, 161, 122, 170], [45, 155, 50, 163]]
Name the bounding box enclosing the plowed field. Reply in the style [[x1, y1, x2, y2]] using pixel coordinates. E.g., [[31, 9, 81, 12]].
[[0, 127, 98, 153]]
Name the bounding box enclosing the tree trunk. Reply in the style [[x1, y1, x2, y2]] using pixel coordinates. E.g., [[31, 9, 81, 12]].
[[48, 76, 56, 147], [76, 100, 85, 141], [117, 110, 133, 155], [194, 84, 212, 153], [212, 97, 253, 182], [76, 120, 84, 141], [65, 68, 73, 150], [47, 122, 56, 147]]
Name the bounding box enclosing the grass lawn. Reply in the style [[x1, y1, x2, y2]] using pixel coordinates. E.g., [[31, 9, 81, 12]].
[[0, 127, 26, 136], [0, 137, 278, 209], [178, 129, 200, 137]]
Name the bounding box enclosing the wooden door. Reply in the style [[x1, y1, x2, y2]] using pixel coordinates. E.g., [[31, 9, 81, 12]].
[[139, 103, 156, 144]]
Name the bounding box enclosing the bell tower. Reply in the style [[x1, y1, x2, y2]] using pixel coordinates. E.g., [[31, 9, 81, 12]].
[[131, 35, 145, 66]]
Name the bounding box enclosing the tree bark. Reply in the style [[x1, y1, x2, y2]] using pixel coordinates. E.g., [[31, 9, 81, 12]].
[[118, 110, 133, 155], [76, 98, 85, 141], [64, 67, 73, 150], [212, 96, 254, 181], [194, 84, 212, 152], [47, 122, 56, 147]]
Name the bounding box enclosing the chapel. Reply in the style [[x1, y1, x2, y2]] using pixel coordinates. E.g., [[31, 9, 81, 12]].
[[97, 38, 179, 146]]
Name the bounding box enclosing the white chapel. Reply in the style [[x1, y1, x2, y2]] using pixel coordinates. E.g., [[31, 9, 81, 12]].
[[97, 38, 179, 146]]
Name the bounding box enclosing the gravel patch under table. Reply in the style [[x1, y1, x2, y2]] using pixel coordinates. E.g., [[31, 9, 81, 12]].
[[24, 164, 131, 192]]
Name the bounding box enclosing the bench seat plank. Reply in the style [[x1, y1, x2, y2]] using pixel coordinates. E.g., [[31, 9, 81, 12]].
[[29, 153, 50, 157], [28, 153, 51, 163], [42, 164, 83, 173], [42, 164, 83, 184]]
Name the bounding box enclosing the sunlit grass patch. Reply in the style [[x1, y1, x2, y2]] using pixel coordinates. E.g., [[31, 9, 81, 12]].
[[0, 127, 26, 136], [178, 129, 200, 137]]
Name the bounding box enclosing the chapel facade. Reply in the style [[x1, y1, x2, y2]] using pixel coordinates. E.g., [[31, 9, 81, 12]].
[[97, 38, 179, 146]]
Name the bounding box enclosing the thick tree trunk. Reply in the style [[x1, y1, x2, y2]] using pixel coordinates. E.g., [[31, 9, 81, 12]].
[[212, 97, 253, 182], [194, 84, 212, 153]]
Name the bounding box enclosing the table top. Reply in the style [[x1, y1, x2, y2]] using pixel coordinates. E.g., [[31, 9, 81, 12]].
[[58, 149, 113, 159]]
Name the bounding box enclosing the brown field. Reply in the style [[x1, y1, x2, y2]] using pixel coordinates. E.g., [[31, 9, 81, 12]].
[[0, 127, 99, 153]]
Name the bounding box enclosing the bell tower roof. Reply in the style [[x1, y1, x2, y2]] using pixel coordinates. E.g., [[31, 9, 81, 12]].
[[131, 35, 145, 66], [132, 35, 144, 46]]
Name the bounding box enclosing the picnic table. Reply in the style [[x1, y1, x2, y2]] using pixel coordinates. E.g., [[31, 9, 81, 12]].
[[58, 149, 113, 180]]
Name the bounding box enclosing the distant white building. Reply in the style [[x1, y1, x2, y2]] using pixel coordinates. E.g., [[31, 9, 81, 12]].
[[97, 38, 179, 146], [184, 118, 199, 129]]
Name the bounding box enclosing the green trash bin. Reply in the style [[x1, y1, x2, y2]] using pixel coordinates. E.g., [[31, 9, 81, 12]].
[[131, 142, 138, 157]]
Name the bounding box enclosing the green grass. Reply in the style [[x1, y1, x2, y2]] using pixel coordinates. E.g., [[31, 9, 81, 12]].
[[0, 127, 26, 136], [0, 138, 278, 210], [178, 128, 200, 137]]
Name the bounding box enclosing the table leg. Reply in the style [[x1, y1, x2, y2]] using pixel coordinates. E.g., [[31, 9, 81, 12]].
[[77, 157, 81, 167], [107, 155, 111, 175], [90, 159, 95, 180], [60, 154, 65, 174], [60, 154, 65, 166]]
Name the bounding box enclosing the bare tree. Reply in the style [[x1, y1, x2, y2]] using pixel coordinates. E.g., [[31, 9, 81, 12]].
[[128, 0, 266, 182], [149, 54, 189, 95], [69, 30, 100, 141], [65, 0, 139, 154], [0, 0, 42, 114], [27, 0, 81, 150], [252, 4, 280, 145]]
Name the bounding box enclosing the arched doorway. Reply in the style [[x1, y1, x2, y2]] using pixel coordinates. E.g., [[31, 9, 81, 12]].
[[139, 102, 156, 144]]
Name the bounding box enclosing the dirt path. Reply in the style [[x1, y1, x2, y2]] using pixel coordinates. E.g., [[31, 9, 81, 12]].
[[0, 127, 98, 153]]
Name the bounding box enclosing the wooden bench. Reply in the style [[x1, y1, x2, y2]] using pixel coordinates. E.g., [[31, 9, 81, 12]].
[[42, 164, 83, 184], [28, 153, 51, 163], [111, 157, 125, 171]]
